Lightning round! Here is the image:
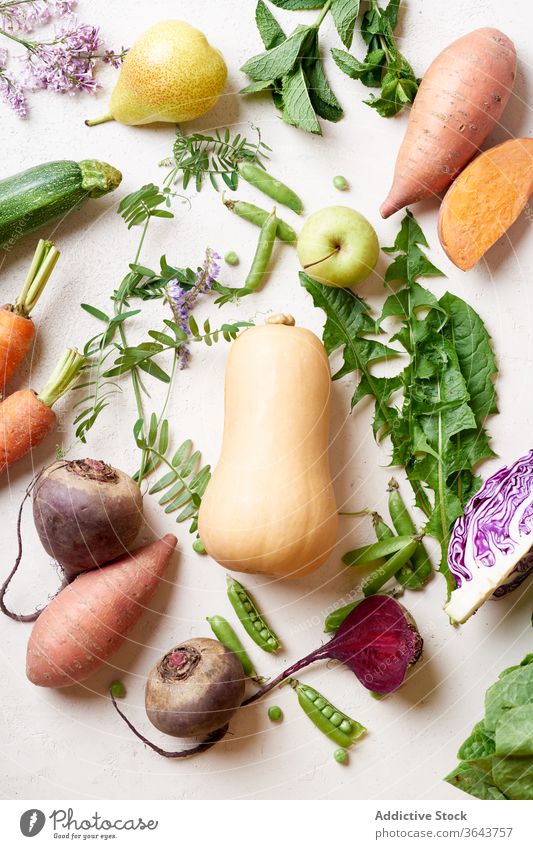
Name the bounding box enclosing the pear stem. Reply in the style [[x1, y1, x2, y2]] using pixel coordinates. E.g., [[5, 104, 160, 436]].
[[85, 113, 115, 127]]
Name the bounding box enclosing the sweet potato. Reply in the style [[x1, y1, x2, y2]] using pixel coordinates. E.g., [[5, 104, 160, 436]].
[[26, 534, 177, 688], [380, 28, 516, 218], [438, 138, 533, 270]]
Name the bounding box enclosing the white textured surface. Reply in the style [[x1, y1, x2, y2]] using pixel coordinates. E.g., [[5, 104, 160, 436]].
[[1, 0, 532, 801]]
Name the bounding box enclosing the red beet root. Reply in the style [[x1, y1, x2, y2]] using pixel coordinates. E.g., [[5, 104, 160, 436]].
[[243, 595, 423, 705]]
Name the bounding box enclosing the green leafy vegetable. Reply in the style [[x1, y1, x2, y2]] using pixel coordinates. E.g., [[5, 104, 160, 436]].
[[242, 0, 417, 132], [301, 210, 497, 596], [445, 655, 533, 800]]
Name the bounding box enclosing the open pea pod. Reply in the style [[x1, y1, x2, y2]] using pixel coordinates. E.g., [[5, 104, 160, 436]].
[[290, 679, 366, 748]]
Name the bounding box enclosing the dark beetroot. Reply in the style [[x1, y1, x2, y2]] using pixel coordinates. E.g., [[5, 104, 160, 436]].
[[33, 458, 143, 577], [111, 638, 245, 759], [242, 595, 423, 705]]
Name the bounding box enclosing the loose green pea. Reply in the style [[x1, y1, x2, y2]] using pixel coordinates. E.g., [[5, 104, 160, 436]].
[[334, 748, 349, 765], [333, 175, 349, 191], [110, 680, 126, 699], [268, 705, 283, 722], [224, 251, 239, 266], [192, 538, 206, 554]]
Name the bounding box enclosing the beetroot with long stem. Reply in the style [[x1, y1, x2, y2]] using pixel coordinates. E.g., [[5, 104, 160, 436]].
[[243, 595, 423, 705]]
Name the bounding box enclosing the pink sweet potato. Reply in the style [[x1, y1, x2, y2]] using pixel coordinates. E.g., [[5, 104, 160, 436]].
[[26, 534, 177, 688], [381, 28, 516, 218]]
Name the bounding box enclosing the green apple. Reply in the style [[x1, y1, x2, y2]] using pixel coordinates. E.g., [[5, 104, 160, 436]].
[[297, 206, 379, 288]]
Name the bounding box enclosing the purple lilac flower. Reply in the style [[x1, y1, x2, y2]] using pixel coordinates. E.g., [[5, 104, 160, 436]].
[[22, 18, 103, 94], [0, 69, 27, 116], [167, 248, 222, 368], [0, 1, 55, 33]]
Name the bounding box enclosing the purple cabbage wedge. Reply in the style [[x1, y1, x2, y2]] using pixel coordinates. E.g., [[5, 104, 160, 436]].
[[445, 450, 533, 624], [243, 595, 423, 704]]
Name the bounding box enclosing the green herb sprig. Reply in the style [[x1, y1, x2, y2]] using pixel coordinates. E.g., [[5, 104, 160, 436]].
[[332, 0, 419, 117], [301, 211, 497, 595], [241, 0, 418, 134], [163, 125, 270, 192], [75, 183, 251, 542]]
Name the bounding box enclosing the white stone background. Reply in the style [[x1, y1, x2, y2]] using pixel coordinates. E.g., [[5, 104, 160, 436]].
[[0, 0, 531, 801]]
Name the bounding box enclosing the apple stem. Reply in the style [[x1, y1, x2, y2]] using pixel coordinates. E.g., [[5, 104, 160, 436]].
[[303, 245, 340, 271]]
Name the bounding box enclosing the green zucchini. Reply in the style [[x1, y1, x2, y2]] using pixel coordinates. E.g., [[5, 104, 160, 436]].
[[0, 160, 122, 249]]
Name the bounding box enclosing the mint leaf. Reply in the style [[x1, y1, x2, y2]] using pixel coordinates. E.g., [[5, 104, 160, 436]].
[[383, 0, 401, 28], [282, 63, 321, 133], [241, 25, 311, 81], [270, 0, 326, 8], [255, 0, 286, 49], [331, 0, 360, 48], [305, 33, 343, 122], [240, 79, 277, 94]]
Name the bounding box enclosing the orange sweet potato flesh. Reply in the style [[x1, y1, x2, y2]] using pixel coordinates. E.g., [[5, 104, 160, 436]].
[[438, 138, 533, 270], [26, 534, 177, 688], [381, 28, 516, 219]]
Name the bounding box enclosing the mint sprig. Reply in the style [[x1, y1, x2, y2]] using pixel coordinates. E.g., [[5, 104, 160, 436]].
[[242, 0, 417, 133]]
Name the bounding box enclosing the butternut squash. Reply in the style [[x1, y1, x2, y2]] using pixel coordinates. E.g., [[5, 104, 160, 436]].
[[198, 315, 338, 578]]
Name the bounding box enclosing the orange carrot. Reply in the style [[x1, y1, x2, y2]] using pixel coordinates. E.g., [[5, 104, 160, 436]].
[[26, 534, 177, 688], [0, 240, 60, 394], [380, 28, 516, 219], [0, 347, 84, 474], [438, 138, 533, 270]]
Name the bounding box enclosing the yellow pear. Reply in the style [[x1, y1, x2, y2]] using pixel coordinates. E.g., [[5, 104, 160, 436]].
[[86, 20, 227, 127]]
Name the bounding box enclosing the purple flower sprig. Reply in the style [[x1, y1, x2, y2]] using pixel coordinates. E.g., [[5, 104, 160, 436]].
[[0, 1, 126, 114], [167, 248, 222, 368]]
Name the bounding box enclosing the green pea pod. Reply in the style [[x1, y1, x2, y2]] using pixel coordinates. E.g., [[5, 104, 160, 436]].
[[371, 511, 395, 541], [237, 163, 303, 214], [388, 479, 432, 586], [244, 207, 277, 292], [290, 679, 366, 748], [206, 615, 258, 679], [342, 535, 413, 567], [226, 575, 281, 653], [224, 198, 297, 243], [362, 538, 420, 596], [324, 600, 362, 634]]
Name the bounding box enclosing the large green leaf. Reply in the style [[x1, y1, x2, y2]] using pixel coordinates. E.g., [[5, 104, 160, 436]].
[[331, 0, 360, 48], [485, 663, 533, 734], [282, 62, 322, 133], [444, 762, 506, 800], [241, 25, 311, 81], [255, 0, 286, 49]]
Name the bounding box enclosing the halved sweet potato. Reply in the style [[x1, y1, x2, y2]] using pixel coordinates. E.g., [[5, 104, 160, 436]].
[[438, 138, 533, 270]]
